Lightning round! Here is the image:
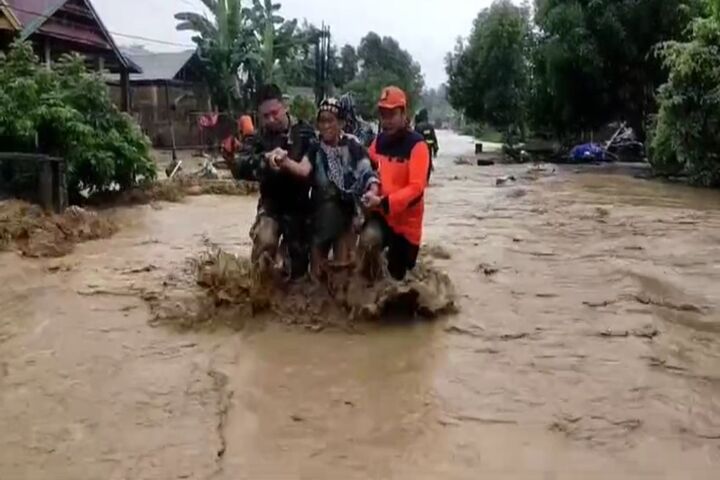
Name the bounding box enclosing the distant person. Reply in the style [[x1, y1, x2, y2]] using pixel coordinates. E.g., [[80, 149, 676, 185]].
[[414, 108, 439, 179], [339, 94, 376, 148], [221, 115, 256, 169], [230, 84, 316, 279], [359, 86, 431, 281], [239, 114, 255, 139], [278, 98, 379, 280]]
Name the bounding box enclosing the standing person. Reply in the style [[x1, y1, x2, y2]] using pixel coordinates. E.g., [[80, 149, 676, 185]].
[[360, 86, 431, 281], [230, 84, 316, 279], [414, 108, 439, 179], [339, 94, 376, 147], [221, 114, 256, 169], [279, 98, 379, 280]]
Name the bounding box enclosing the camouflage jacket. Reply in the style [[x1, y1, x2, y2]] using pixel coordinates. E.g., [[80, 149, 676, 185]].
[[231, 118, 317, 214]]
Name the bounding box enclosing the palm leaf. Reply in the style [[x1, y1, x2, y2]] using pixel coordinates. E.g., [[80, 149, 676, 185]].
[[175, 12, 217, 37]]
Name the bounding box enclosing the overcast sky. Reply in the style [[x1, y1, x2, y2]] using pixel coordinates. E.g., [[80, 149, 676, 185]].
[[92, 0, 497, 88]]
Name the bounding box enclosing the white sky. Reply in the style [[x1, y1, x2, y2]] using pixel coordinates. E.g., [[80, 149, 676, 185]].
[[92, 0, 497, 87]]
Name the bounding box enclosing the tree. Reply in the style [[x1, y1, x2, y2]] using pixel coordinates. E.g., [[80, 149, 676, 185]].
[[346, 32, 424, 118], [278, 20, 321, 87], [649, 0, 720, 185], [336, 44, 358, 86], [532, 0, 703, 139], [175, 0, 256, 112], [0, 42, 155, 197], [245, 0, 300, 86], [445, 0, 531, 143]]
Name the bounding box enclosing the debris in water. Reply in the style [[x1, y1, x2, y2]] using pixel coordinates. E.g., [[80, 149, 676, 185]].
[[0, 200, 116, 258], [122, 264, 158, 275], [498, 332, 531, 341], [476, 263, 499, 276], [147, 247, 457, 331], [86, 178, 258, 207], [583, 299, 617, 308], [506, 188, 528, 199], [632, 294, 704, 313], [454, 157, 474, 166], [423, 244, 452, 260], [495, 175, 516, 186], [598, 325, 660, 340], [445, 324, 485, 338]]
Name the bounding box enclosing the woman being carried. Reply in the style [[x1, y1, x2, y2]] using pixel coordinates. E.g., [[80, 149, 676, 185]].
[[277, 98, 379, 279]]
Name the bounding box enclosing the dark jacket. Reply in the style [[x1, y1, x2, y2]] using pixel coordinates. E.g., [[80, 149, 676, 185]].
[[232, 119, 316, 214], [414, 121, 439, 156]]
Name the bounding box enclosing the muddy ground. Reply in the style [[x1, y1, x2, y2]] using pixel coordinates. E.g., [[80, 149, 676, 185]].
[[2, 131, 720, 479]]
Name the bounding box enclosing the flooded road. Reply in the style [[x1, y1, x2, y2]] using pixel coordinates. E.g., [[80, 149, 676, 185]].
[[2, 130, 720, 479]]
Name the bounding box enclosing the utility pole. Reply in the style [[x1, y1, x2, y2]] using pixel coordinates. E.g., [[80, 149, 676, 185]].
[[314, 24, 332, 105]]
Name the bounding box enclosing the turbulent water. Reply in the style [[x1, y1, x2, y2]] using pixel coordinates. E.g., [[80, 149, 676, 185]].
[[2, 131, 720, 479]]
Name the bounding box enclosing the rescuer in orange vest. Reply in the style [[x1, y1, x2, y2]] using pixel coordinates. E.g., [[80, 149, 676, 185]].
[[360, 86, 431, 281]]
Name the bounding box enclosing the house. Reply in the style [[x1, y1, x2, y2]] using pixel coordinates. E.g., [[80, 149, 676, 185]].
[[112, 49, 212, 149], [0, 0, 140, 110]]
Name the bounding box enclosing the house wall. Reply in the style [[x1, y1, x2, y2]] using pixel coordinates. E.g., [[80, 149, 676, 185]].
[[0, 17, 14, 31], [110, 83, 213, 149], [0, 30, 13, 50]]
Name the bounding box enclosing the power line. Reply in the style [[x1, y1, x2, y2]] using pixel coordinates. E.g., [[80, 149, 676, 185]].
[[8, 4, 196, 49]]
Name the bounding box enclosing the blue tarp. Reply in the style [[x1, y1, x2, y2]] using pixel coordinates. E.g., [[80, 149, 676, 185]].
[[569, 143, 608, 163]]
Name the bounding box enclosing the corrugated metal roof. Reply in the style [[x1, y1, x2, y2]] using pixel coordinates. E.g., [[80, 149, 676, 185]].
[[5, 0, 61, 28], [124, 50, 197, 81]]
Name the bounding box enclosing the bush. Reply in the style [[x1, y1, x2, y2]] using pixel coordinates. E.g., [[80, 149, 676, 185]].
[[0, 42, 156, 197], [650, 11, 720, 186]]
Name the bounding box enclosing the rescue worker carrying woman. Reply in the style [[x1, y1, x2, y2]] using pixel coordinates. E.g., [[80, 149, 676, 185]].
[[276, 98, 379, 280], [360, 86, 431, 281]]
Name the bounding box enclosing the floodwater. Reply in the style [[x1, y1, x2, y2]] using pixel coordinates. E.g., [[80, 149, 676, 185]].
[[2, 130, 720, 479]]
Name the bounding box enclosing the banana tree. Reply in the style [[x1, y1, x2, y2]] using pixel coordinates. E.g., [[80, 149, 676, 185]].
[[175, 0, 259, 112], [244, 0, 299, 86]]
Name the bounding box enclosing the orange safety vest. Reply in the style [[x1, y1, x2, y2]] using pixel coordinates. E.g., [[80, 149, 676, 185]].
[[369, 130, 430, 246], [239, 115, 255, 137]]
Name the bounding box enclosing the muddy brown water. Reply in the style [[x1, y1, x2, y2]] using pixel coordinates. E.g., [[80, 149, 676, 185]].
[[2, 131, 720, 479]]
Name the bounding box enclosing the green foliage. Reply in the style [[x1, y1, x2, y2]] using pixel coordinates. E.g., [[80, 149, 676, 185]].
[[277, 21, 321, 88], [278, 21, 345, 92], [336, 45, 359, 87], [532, 0, 702, 139], [289, 95, 317, 123], [0, 42, 155, 196], [176, 0, 256, 112], [176, 0, 301, 111], [649, 7, 720, 185], [445, 0, 531, 144], [245, 0, 299, 85], [346, 32, 424, 118]]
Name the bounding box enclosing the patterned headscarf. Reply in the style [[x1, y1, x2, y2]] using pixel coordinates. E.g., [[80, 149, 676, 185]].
[[318, 97, 345, 121]]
